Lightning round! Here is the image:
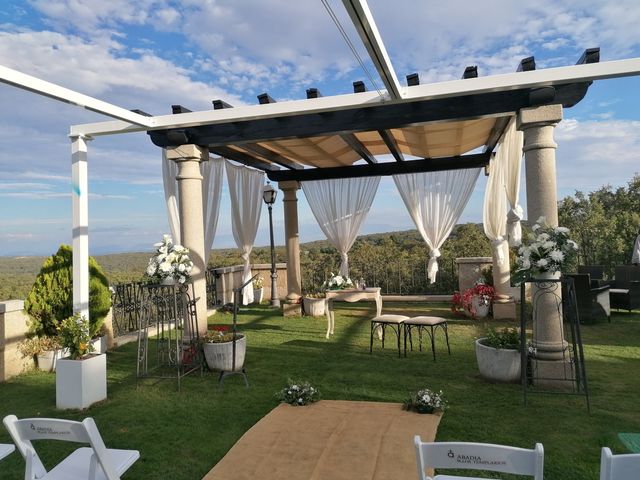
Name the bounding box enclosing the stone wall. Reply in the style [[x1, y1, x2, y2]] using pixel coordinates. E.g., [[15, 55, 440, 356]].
[[214, 263, 288, 305], [456, 257, 493, 293], [0, 300, 31, 382]]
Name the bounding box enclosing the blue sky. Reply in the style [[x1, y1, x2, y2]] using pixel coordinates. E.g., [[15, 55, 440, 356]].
[[0, 0, 639, 256]]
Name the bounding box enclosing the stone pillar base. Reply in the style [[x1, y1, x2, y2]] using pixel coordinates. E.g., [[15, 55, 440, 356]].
[[492, 301, 517, 320], [282, 303, 301, 317], [531, 358, 576, 390]]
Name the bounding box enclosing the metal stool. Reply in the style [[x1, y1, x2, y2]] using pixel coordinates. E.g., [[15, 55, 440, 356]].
[[369, 314, 409, 357], [403, 316, 451, 361]]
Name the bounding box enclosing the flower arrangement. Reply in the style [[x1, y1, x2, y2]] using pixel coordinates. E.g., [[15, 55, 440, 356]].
[[146, 234, 193, 284], [275, 379, 320, 406], [403, 388, 448, 414], [322, 272, 354, 291], [252, 276, 264, 289], [512, 216, 578, 283], [451, 281, 495, 318], [58, 314, 94, 360]]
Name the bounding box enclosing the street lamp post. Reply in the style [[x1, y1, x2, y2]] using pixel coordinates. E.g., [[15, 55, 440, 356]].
[[262, 183, 280, 308]]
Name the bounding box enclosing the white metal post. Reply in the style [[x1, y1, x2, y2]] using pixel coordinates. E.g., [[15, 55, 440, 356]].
[[71, 135, 90, 320]]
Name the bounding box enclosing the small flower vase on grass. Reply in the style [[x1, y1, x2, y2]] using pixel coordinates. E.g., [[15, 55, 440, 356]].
[[275, 379, 320, 406], [403, 388, 448, 414]]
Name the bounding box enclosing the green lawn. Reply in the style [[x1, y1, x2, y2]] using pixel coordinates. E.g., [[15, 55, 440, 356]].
[[1, 302, 639, 479]]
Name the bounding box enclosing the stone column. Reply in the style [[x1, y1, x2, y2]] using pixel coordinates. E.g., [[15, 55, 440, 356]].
[[278, 180, 302, 315], [165, 145, 208, 335], [0, 300, 30, 382], [517, 105, 570, 382]]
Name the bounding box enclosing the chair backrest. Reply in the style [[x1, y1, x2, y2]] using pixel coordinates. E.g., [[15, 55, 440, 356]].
[[3, 415, 120, 480], [600, 447, 640, 480], [414, 436, 544, 480], [0, 443, 15, 460], [578, 265, 605, 280], [614, 265, 640, 289]]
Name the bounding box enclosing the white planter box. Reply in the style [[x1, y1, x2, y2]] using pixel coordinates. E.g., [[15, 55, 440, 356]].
[[90, 335, 108, 354], [56, 354, 107, 409], [303, 297, 326, 316], [475, 338, 521, 383], [37, 348, 66, 373], [253, 288, 264, 304], [203, 335, 246, 372]]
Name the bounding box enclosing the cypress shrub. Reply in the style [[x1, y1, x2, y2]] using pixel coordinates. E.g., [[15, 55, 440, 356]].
[[24, 245, 111, 337]]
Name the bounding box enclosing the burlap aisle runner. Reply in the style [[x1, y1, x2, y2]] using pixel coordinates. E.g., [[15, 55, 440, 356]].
[[203, 400, 442, 480]]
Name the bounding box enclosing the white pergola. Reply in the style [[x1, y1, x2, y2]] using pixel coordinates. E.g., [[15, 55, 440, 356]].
[[2, 0, 640, 345]]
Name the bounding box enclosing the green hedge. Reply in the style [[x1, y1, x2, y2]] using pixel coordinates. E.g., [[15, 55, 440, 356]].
[[24, 244, 111, 337]]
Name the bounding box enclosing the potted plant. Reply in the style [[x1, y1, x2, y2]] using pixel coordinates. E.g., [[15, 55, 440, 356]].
[[302, 292, 325, 317], [451, 281, 495, 319], [90, 323, 110, 355], [145, 234, 194, 285], [475, 327, 521, 382], [55, 314, 107, 409], [252, 276, 264, 304], [202, 326, 246, 372], [402, 387, 448, 414], [17, 336, 64, 372]]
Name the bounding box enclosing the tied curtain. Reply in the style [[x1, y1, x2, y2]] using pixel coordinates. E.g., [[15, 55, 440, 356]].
[[483, 155, 508, 266], [302, 176, 380, 278], [502, 118, 525, 246], [162, 151, 225, 263], [226, 161, 264, 305], [394, 169, 480, 283]]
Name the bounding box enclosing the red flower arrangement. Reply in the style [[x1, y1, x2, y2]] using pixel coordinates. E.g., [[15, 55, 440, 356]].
[[451, 283, 495, 318]]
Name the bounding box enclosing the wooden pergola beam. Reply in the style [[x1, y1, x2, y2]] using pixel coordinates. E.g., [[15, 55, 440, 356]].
[[210, 145, 278, 171], [267, 152, 490, 182]]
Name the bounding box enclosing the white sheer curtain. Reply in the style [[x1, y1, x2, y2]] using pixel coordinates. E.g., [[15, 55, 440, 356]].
[[226, 161, 264, 305], [501, 118, 525, 246], [302, 177, 380, 278], [483, 157, 508, 266], [162, 151, 225, 262], [394, 169, 480, 283]]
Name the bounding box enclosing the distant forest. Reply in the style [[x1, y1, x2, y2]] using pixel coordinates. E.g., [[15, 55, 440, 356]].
[[2, 175, 639, 301]]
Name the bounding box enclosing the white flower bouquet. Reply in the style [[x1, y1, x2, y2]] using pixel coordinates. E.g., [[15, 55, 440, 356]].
[[403, 388, 448, 414], [322, 272, 354, 291], [146, 234, 194, 284], [275, 379, 320, 406], [512, 216, 578, 283]]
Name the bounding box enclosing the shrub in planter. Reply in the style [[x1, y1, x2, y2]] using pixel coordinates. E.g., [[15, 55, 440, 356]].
[[475, 327, 521, 383], [17, 336, 64, 372], [58, 314, 95, 359], [24, 244, 111, 338]]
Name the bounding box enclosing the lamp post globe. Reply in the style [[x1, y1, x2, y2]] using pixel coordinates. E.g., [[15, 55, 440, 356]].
[[262, 183, 280, 308]]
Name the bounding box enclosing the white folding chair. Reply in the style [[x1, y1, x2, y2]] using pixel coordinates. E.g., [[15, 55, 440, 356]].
[[0, 443, 15, 460], [414, 435, 544, 480], [3, 415, 140, 480], [600, 447, 640, 480]]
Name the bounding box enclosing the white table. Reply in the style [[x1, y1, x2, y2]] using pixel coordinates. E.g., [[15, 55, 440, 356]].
[[325, 287, 382, 339]]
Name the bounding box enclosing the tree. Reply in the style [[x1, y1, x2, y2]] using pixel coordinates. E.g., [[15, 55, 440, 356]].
[[24, 245, 112, 337]]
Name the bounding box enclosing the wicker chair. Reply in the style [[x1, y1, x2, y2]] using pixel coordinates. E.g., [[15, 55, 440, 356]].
[[565, 273, 610, 323], [605, 266, 640, 312]]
